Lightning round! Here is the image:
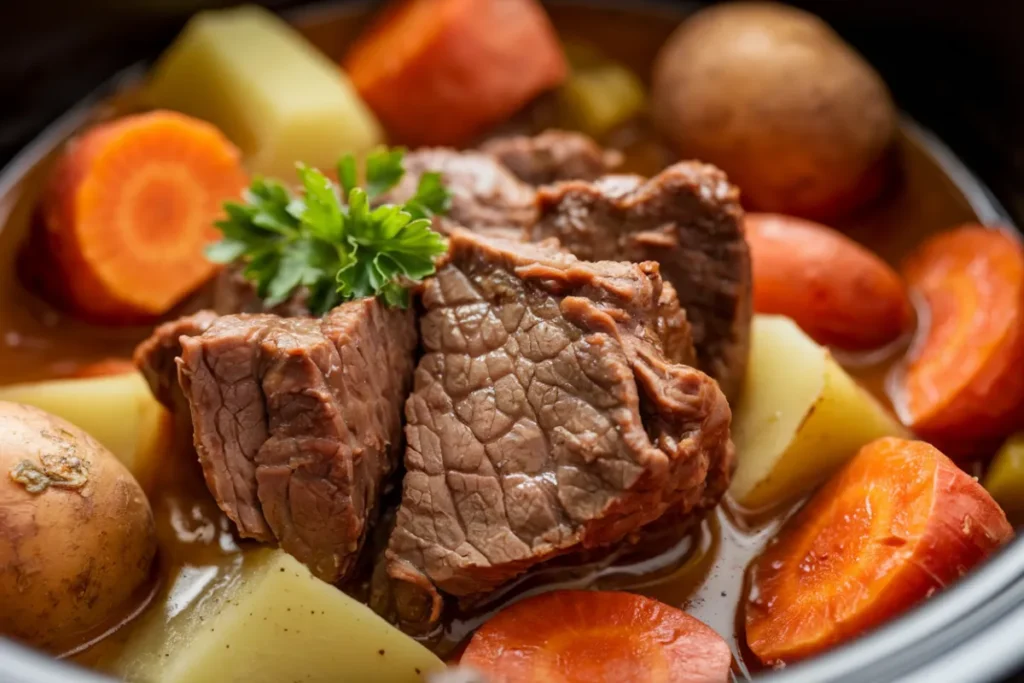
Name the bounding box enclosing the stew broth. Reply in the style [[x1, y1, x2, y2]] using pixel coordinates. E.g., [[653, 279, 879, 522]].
[[0, 2, 1000, 678]]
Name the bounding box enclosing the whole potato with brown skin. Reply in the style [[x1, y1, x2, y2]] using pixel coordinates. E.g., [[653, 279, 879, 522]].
[[0, 402, 156, 653], [652, 2, 897, 220]]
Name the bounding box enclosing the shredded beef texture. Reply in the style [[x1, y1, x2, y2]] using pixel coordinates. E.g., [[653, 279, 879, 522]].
[[529, 161, 752, 401], [176, 299, 417, 583], [385, 229, 733, 626], [479, 130, 622, 185]]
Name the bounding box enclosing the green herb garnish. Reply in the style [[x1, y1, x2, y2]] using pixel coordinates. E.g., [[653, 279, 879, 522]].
[[207, 147, 450, 313]]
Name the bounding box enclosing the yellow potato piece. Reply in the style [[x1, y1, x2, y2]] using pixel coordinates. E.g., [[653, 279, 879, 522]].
[[983, 433, 1024, 524], [0, 372, 170, 491], [116, 549, 443, 683], [146, 5, 383, 179], [729, 315, 907, 509]]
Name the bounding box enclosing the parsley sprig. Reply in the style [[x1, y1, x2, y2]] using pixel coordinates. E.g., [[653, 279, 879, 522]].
[[206, 148, 450, 313]]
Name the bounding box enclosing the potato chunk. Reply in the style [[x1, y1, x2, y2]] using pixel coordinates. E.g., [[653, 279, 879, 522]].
[[116, 549, 443, 683], [729, 315, 906, 508], [984, 433, 1024, 524], [0, 372, 170, 491], [146, 5, 382, 179]]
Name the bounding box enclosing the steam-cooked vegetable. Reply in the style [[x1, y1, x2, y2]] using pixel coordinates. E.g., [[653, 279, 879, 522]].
[[746, 213, 912, 350], [116, 549, 443, 683], [40, 111, 247, 323], [730, 315, 906, 509], [746, 437, 1013, 665], [344, 0, 567, 146], [559, 52, 646, 137], [0, 373, 172, 492], [146, 5, 382, 179], [207, 147, 449, 312], [651, 2, 896, 219], [460, 591, 732, 683], [0, 402, 156, 653], [895, 225, 1024, 451], [983, 433, 1024, 524]]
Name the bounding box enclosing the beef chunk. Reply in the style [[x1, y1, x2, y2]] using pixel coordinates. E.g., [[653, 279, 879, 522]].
[[133, 310, 219, 411], [479, 130, 622, 185], [386, 229, 733, 625], [210, 264, 311, 317], [177, 299, 417, 582], [529, 162, 751, 401], [380, 149, 536, 235]]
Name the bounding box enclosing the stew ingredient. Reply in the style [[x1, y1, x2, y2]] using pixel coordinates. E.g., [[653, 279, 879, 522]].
[[0, 372, 172, 492], [39, 110, 247, 323], [344, 0, 567, 146], [984, 433, 1024, 525], [147, 5, 383, 179], [460, 590, 733, 683], [0, 402, 157, 653], [651, 2, 897, 220], [115, 549, 443, 683], [746, 437, 1013, 664], [746, 213, 913, 350], [896, 225, 1024, 452], [729, 315, 906, 509]]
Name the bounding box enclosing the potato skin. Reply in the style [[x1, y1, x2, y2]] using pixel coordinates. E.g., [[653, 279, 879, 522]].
[[652, 2, 897, 219], [0, 402, 156, 653]]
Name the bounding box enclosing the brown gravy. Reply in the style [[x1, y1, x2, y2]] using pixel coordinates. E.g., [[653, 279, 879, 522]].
[[0, 2, 999, 678]]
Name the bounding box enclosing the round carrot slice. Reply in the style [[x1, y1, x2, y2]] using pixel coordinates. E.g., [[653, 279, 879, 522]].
[[746, 437, 1013, 665], [896, 225, 1024, 448], [460, 590, 732, 683], [42, 110, 247, 323]]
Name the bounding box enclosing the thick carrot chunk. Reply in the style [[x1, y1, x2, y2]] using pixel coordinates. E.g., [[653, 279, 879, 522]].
[[746, 437, 1012, 665], [460, 590, 732, 683], [41, 110, 247, 323], [344, 0, 567, 146], [746, 213, 912, 350], [896, 225, 1024, 449]]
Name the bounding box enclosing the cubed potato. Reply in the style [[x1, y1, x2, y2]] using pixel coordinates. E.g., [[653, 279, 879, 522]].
[[729, 315, 907, 509], [0, 372, 170, 491], [146, 5, 383, 179], [983, 433, 1024, 525], [116, 549, 443, 683]]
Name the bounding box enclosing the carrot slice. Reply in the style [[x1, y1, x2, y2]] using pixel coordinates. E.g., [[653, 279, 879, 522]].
[[746, 437, 1013, 665], [460, 590, 732, 683], [41, 110, 247, 323], [896, 225, 1024, 448], [746, 213, 912, 350], [344, 0, 567, 146]]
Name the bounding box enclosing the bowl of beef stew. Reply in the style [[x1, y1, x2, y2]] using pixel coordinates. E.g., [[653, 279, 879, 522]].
[[2, 1, 1024, 682]]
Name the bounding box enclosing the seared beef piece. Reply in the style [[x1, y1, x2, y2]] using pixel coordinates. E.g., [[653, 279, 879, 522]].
[[480, 130, 622, 185], [177, 299, 417, 582], [386, 229, 733, 625], [529, 162, 751, 401], [133, 310, 219, 411], [379, 149, 536, 235], [211, 264, 311, 317]]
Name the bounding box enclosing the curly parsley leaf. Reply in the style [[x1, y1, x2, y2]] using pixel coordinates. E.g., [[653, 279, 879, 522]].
[[208, 147, 449, 314]]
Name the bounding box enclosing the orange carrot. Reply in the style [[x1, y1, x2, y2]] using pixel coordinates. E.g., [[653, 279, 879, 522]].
[[896, 225, 1024, 448], [460, 590, 732, 683], [68, 358, 137, 379], [41, 110, 247, 323], [344, 0, 567, 146], [746, 437, 1012, 665], [746, 213, 912, 350]]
